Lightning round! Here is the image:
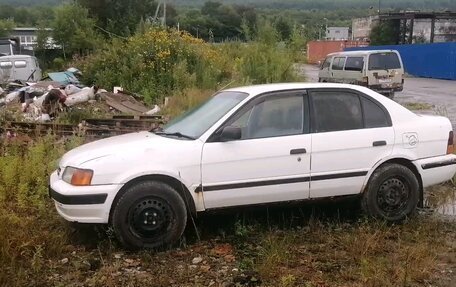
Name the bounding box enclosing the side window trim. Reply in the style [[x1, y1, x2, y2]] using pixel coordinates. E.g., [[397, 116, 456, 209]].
[[307, 88, 392, 133], [207, 90, 309, 142]]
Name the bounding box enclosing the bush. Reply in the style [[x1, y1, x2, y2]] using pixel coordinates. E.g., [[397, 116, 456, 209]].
[[74, 24, 304, 106], [75, 28, 225, 104]]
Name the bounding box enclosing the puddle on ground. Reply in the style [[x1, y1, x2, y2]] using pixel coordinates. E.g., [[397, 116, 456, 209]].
[[425, 184, 456, 216]]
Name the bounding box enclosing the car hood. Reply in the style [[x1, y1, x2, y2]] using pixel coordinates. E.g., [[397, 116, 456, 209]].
[[60, 131, 174, 167]]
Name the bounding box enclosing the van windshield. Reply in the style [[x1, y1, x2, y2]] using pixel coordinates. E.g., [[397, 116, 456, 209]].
[[368, 52, 401, 70], [159, 91, 248, 139]]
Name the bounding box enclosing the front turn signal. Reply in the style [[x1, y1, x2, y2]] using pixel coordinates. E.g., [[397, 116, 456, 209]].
[[447, 131, 454, 155], [63, 167, 93, 186]]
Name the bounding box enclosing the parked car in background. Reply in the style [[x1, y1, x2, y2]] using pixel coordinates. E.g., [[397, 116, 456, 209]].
[[50, 83, 456, 249], [318, 50, 404, 98], [0, 54, 42, 85]]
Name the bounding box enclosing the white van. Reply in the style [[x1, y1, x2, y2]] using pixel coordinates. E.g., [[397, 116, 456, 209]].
[[0, 55, 42, 84], [318, 50, 404, 98]]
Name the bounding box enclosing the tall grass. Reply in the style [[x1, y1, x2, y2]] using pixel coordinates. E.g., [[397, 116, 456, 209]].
[[0, 136, 82, 285]]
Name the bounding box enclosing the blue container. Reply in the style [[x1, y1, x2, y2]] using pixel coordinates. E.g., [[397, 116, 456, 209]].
[[345, 42, 456, 80]]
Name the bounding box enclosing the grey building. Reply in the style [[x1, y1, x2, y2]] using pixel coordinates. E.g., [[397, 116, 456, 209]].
[[352, 12, 456, 43], [8, 27, 55, 52], [325, 27, 350, 40]]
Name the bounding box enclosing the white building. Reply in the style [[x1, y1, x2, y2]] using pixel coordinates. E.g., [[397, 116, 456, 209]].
[[325, 27, 350, 40]]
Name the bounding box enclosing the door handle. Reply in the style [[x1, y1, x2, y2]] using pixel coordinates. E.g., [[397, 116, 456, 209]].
[[373, 141, 387, 147], [290, 148, 307, 155]]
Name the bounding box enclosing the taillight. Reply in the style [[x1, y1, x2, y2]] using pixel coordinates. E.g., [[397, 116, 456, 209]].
[[447, 131, 454, 154]]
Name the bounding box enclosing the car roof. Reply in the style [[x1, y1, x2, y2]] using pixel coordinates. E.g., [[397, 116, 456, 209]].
[[327, 50, 398, 57], [224, 82, 365, 96]]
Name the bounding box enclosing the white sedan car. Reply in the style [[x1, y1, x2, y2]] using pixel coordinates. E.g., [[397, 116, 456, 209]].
[[50, 83, 456, 249]]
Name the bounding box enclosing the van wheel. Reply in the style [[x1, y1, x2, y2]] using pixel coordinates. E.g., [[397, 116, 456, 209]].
[[112, 180, 187, 250], [361, 164, 419, 222]]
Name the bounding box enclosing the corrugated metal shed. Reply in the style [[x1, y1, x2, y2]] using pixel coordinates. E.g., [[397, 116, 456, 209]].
[[346, 43, 456, 80]]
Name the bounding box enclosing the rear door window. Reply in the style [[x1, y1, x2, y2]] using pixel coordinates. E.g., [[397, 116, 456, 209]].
[[331, 57, 346, 70], [368, 52, 401, 70], [311, 91, 363, 132], [344, 57, 364, 71]]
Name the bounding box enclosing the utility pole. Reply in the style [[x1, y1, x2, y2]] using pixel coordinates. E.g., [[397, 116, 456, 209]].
[[163, 0, 167, 27], [323, 17, 328, 39], [378, 0, 381, 15]]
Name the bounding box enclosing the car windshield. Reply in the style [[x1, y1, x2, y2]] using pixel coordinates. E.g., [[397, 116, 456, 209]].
[[159, 91, 248, 139], [368, 52, 401, 70]]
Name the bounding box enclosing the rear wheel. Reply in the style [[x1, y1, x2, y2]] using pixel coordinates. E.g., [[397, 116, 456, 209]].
[[112, 180, 187, 249], [362, 164, 419, 222]]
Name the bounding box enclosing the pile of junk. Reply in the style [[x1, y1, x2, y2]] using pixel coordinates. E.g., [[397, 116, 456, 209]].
[[0, 68, 165, 139]]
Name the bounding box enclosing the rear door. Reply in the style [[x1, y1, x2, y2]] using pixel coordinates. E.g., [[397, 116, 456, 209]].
[[309, 89, 394, 198], [343, 56, 365, 85], [367, 52, 404, 87]]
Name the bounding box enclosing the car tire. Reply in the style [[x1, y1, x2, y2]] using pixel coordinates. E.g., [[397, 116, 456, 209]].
[[112, 180, 187, 250], [361, 163, 419, 222]]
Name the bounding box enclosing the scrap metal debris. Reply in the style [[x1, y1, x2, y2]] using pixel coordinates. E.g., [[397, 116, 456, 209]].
[[0, 66, 163, 139], [2, 115, 165, 140]]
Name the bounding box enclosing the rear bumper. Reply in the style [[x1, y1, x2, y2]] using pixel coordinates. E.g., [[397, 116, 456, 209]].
[[414, 154, 456, 188], [369, 84, 403, 93], [49, 170, 122, 223]]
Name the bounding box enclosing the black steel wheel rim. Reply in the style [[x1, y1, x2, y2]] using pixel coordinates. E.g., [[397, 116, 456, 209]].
[[128, 197, 173, 239], [377, 176, 410, 217]]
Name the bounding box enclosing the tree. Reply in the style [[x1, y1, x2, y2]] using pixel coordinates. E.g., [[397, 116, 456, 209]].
[[76, 0, 157, 37], [369, 20, 400, 45], [36, 20, 51, 50], [0, 19, 14, 37], [52, 4, 101, 58]]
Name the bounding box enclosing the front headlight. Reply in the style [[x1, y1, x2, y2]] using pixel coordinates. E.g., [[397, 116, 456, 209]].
[[62, 167, 93, 186]]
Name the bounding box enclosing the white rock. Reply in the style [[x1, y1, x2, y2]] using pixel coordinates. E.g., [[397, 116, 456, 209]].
[[192, 257, 203, 264], [145, 105, 161, 115]]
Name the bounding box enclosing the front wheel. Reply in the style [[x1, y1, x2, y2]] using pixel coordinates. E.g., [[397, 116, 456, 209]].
[[361, 164, 419, 222], [112, 180, 187, 249]]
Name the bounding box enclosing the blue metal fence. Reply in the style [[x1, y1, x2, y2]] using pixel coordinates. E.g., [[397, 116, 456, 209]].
[[345, 42, 456, 80]]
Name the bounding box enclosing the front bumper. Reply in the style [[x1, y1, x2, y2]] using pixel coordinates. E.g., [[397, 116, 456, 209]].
[[414, 154, 456, 188], [49, 170, 123, 223]]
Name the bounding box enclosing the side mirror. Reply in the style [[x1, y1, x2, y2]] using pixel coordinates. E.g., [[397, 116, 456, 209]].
[[220, 126, 241, 142]]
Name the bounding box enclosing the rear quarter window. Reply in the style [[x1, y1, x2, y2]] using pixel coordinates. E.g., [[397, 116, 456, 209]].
[[361, 97, 390, 128]]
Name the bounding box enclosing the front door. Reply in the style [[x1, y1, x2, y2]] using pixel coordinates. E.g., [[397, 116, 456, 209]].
[[201, 90, 311, 209], [308, 89, 394, 198]]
